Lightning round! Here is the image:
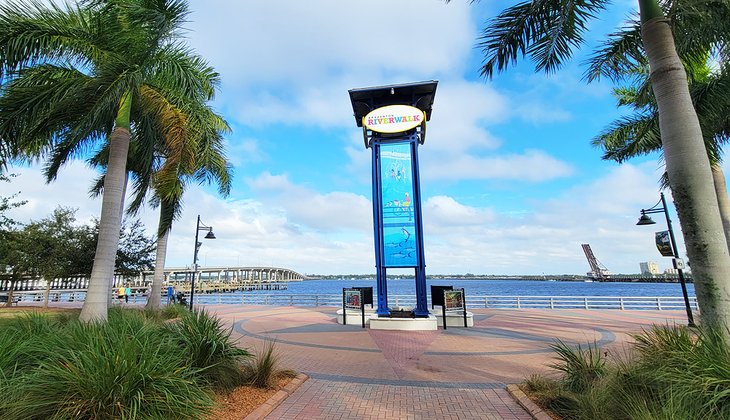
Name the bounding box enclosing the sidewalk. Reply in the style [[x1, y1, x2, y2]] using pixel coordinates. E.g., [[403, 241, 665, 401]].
[[208, 305, 685, 419]]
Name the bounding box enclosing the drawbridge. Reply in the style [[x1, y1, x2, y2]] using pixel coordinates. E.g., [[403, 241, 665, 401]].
[[581, 244, 610, 280]]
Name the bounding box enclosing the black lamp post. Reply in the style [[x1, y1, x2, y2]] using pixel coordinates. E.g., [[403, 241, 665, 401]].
[[637, 192, 695, 327], [190, 215, 215, 310]]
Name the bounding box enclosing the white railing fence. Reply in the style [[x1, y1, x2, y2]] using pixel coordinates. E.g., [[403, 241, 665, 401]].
[[3, 291, 699, 311]]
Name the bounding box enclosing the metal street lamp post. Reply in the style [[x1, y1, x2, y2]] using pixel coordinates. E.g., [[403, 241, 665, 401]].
[[190, 215, 216, 311], [637, 192, 695, 327]]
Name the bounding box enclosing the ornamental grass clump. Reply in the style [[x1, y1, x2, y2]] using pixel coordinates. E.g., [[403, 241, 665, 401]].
[[549, 340, 607, 394], [166, 308, 251, 391], [0, 308, 256, 419], [161, 301, 190, 320], [523, 324, 730, 420], [244, 339, 296, 389], [630, 325, 730, 419]]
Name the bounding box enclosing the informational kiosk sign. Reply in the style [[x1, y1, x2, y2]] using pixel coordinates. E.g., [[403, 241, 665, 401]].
[[342, 288, 366, 328], [348, 81, 438, 318], [380, 143, 418, 267], [442, 288, 468, 329]]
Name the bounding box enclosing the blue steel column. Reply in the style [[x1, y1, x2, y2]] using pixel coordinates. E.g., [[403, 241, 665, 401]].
[[372, 143, 389, 316], [410, 138, 429, 316]]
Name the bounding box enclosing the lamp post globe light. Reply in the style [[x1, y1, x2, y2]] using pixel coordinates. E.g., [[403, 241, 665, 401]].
[[637, 192, 695, 327], [190, 215, 215, 310]]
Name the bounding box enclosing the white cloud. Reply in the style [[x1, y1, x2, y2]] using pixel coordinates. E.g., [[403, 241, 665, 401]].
[[421, 149, 574, 182], [425, 81, 507, 152], [225, 137, 268, 166], [187, 0, 474, 89], [424, 195, 495, 226], [0, 162, 103, 225], [246, 171, 372, 233], [422, 162, 672, 274]]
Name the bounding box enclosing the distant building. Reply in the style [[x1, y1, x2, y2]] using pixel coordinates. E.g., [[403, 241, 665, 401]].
[[664, 267, 679, 275], [640, 261, 660, 275]]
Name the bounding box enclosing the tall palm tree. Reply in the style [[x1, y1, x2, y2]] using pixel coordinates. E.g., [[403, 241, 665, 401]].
[[136, 103, 231, 311], [0, 0, 218, 321], [46, 58, 231, 312], [457, 0, 730, 327], [60, 99, 231, 310]]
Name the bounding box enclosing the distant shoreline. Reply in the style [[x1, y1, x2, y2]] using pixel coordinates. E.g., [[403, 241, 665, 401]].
[[304, 275, 692, 284]]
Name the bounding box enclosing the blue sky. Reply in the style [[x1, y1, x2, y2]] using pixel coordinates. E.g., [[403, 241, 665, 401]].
[[1, 0, 713, 276]]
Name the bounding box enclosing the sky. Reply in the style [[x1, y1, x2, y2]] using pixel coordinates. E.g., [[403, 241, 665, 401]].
[[1, 0, 718, 276]]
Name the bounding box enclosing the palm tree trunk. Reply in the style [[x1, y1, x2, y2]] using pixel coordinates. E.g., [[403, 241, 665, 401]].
[[5, 280, 15, 307], [641, 9, 730, 328], [43, 278, 50, 308], [712, 164, 730, 254], [107, 175, 129, 307], [80, 93, 132, 322], [145, 211, 169, 311]]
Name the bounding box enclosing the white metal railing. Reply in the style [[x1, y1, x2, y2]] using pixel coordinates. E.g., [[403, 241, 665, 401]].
[[193, 294, 700, 310], [209, 293, 697, 311], [2, 291, 699, 311]]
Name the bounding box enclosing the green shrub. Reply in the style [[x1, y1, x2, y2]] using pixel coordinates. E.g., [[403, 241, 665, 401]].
[[0, 312, 59, 373], [54, 310, 80, 325], [8, 311, 58, 335], [631, 325, 730, 419], [528, 325, 730, 420], [0, 327, 25, 379], [166, 309, 250, 390], [549, 340, 606, 393], [161, 302, 189, 320], [0, 308, 234, 419]]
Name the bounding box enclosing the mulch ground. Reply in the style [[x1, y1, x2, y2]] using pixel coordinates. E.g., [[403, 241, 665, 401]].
[[208, 377, 293, 420]]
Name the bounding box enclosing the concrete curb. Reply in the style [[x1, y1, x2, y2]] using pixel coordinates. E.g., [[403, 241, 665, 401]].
[[505, 384, 553, 420], [243, 373, 309, 420]]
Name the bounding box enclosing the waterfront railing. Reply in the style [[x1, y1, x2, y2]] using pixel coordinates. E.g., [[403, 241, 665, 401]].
[[5, 291, 699, 311]]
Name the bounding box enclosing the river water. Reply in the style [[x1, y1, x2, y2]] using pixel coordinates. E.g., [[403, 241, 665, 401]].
[[245, 278, 695, 297]]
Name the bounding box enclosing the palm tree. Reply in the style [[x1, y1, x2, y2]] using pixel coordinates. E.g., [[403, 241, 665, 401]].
[[45, 61, 231, 312], [0, 0, 218, 321], [459, 0, 730, 327], [54, 98, 231, 310], [594, 66, 730, 251], [136, 103, 231, 311]]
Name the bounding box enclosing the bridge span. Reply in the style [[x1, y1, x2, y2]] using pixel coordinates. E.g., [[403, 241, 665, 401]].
[[153, 266, 306, 284], [1, 266, 305, 293]]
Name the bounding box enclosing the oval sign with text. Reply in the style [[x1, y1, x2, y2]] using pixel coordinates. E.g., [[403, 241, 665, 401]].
[[363, 105, 424, 134]]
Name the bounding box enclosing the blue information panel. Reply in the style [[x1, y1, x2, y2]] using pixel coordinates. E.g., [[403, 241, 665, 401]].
[[380, 142, 418, 267]]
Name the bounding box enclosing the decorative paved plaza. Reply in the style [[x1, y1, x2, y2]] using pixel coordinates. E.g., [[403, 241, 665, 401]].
[[207, 305, 686, 419]]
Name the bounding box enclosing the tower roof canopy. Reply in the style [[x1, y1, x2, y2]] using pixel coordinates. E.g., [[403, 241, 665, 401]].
[[348, 80, 438, 127]]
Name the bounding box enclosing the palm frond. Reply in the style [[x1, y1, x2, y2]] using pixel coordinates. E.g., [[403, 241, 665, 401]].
[[592, 113, 661, 162], [155, 196, 181, 237], [0, 0, 231, 231], [149, 44, 220, 102], [0, 0, 102, 77], [476, 0, 609, 78], [0, 64, 114, 167], [584, 20, 644, 82]]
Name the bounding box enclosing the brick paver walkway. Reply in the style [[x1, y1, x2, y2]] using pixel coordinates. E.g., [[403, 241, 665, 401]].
[[207, 305, 686, 419]]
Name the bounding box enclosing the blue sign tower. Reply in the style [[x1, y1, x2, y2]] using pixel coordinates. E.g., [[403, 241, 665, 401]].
[[348, 81, 438, 318]]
